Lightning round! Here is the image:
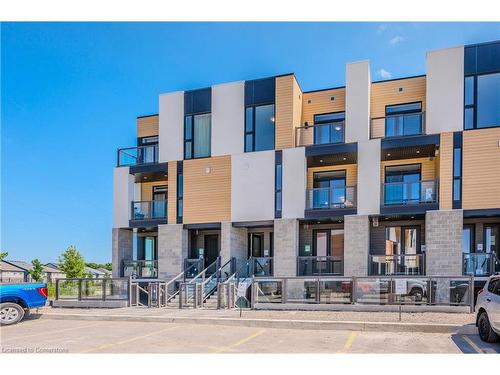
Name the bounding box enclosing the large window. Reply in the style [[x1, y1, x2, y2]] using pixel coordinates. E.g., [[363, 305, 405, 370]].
[[245, 104, 275, 152], [384, 164, 421, 205], [313, 112, 345, 145], [184, 113, 211, 159], [464, 72, 500, 129], [385, 102, 423, 137], [385, 226, 420, 255]]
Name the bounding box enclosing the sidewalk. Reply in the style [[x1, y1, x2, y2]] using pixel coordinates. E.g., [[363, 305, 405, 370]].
[[37, 306, 476, 334]]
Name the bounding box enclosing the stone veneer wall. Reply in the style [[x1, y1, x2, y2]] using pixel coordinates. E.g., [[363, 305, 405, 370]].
[[425, 209, 463, 276], [343, 215, 370, 276], [112, 228, 133, 277], [273, 219, 299, 277], [157, 224, 188, 279], [220, 222, 247, 265]]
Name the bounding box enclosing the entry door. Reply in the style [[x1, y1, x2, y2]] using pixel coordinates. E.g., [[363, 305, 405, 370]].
[[204, 234, 219, 267], [152, 185, 167, 218], [248, 233, 264, 258]]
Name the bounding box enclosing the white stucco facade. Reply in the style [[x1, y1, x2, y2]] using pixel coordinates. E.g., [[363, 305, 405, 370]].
[[231, 150, 275, 222], [112, 167, 135, 229], [345, 60, 371, 143], [212, 81, 245, 156], [356, 139, 381, 215], [426, 46, 464, 134], [159, 91, 184, 162], [282, 147, 306, 219]]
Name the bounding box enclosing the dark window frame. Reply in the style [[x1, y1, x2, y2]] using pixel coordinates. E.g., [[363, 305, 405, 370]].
[[176, 161, 183, 224], [383, 163, 422, 205], [464, 71, 500, 130], [184, 112, 212, 160], [384, 225, 422, 255], [312, 110, 346, 144], [384, 101, 423, 137], [463, 224, 475, 254], [275, 151, 282, 218], [244, 102, 276, 153]]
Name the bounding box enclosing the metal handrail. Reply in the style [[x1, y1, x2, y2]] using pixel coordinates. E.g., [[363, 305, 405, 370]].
[[188, 257, 220, 284], [306, 186, 357, 209], [117, 144, 158, 167], [201, 258, 233, 302], [131, 200, 167, 220], [463, 253, 500, 276], [164, 262, 202, 303], [369, 254, 425, 276], [297, 256, 344, 276], [295, 121, 345, 147], [381, 179, 438, 206]]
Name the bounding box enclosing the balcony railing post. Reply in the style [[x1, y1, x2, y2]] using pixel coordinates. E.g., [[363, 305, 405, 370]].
[[55, 279, 60, 301], [78, 279, 82, 301]]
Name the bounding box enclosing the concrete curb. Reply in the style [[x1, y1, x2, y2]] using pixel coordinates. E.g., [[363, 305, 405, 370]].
[[38, 312, 472, 334]]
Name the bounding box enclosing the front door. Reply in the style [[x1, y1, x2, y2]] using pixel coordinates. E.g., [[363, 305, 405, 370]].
[[248, 233, 264, 258], [152, 185, 167, 218], [204, 234, 219, 268]]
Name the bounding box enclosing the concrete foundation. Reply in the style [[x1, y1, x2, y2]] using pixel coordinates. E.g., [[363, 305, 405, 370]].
[[273, 219, 299, 277], [157, 224, 188, 280], [425, 209, 463, 276], [112, 228, 133, 277], [344, 215, 370, 276]]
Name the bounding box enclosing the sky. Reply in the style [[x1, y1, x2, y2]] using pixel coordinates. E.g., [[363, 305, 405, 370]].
[[1, 22, 499, 263]]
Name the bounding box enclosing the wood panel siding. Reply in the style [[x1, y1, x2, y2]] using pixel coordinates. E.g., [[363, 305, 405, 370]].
[[167, 162, 177, 224], [183, 155, 231, 224], [275, 75, 302, 150], [140, 181, 168, 202], [370, 77, 426, 138], [137, 115, 159, 138], [307, 164, 358, 189], [462, 128, 500, 209], [302, 88, 346, 125], [439, 132, 454, 209], [380, 157, 436, 183]]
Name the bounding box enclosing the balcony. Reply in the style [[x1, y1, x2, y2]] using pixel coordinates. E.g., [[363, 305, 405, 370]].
[[117, 145, 158, 167], [129, 200, 167, 227], [370, 112, 425, 139], [297, 256, 343, 276], [463, 253, 500, 277], [369, 254, 425, 276], [304, 186, 357, 219], [381, 180, 438, 214], [295, 122, 345, 147], [123, 260, 158, 279]]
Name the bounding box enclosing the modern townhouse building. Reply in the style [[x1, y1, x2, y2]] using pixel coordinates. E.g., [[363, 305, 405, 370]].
[[112, 40, 500, 290]]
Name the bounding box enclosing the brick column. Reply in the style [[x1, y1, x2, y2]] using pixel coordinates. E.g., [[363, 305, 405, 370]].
[[273, 219, 299, 277], [112, 228, 133, 277], [425, 209, 463, 276], [157, 224, 188, 280], [344, 215, 370, 276], [220, 222, 247, 265]]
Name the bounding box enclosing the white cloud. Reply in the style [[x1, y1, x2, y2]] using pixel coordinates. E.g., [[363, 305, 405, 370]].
[[389, 35, 405, 45], [377, 69, 392, 79], [377, 24, 387, 33]]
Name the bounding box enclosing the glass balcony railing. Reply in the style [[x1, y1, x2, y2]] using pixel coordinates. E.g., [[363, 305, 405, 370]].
[[381, 180, 437, 206], [131, 200, 167, 221], [369, 254, 425, 276], [117, 144, 158, 167], [295, 122, 345, 147], [306, 186, 356, 210], [463, 253, 500, 276], [251, 257, 273, 277], [123, 260, 158, 279], [370, 112, 425, 139], [297, 256, 343, 276]]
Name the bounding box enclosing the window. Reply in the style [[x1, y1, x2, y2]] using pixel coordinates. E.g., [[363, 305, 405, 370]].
[[462, 225, 474, 253], [184, 113, 211, 159], [385, 102, 422, 137], [453, 147, 462, 202], [245, 104, 275, 152], [464, 72, 500, 129], [312, 170, 347, 208], [385, 226, 420, 255], [275, 163, 282, 217], [313, 112, 345, 145], [176, 162, 183, 224], [152, 185, 167, 218], [384, 164, 422, 205]]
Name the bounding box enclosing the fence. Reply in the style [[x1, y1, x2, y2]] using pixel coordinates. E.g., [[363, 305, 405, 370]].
[[54, 278, 130, 307], [251, 275, 475, 312]]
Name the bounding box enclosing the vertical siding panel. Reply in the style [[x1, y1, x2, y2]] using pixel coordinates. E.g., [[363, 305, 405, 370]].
[[275, 75, 295, 150], [137, 115, 159, 138], [439, 132, 454, 209]]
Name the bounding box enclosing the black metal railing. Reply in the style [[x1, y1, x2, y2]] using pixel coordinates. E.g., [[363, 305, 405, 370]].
[[251, 257, 273, 277], [117, 144, 158, 167], [369, 254, 425, 276], [463, 253, 500, 276], [131, 200, 167, 220], [381, 180, 438, 206], [297, 256, 343, 276], [295, 122, 345, 147], [306, 186, 356, 210], [122, 260, 158, 279], [370, 112, 425, 139]]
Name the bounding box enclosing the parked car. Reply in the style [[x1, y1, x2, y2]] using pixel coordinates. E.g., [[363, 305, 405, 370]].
[[476, 275, 500, 343], [0, 282, 48, 325]]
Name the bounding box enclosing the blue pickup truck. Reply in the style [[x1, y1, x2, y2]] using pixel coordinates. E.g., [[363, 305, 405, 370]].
[[0, 283, 48, 325]]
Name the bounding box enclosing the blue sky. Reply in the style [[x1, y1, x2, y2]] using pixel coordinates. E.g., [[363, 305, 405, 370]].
[[1, 22, 499, 263]]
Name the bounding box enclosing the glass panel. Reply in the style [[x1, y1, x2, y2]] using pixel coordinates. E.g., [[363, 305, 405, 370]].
[[464, 107, 474, 130], [275, 191, 282, 211], [453, 179, 461, 201], [245, 134, 253, 152], [477, 72, 500, 128], [184, 116, 193, 139], [485, 225, 499, 254], [319, 280, 352, 304], [404, 228, 418, 255], [330, 230, 344, 258], [314, 112, 345, 123], [245, 107, 253, 132], [255, 281, 282, 303], [286, 279, 317, 303], [453, 148, 462, 177], [184, 141, 192, 159], [275, 164, 282, 190], [386, 227, 402, 255], [464, 76, 475, 106], [330, 123, 344, 143], [254, 104, 275, 151], [315, 232, 328, 256], [386, 102, 422, 114], [144, 237, 155, 261], [193, 113, 211, 158], [314, 123, 331, 145], [463, 227, 472, 253], [355, 278, 391, 304]]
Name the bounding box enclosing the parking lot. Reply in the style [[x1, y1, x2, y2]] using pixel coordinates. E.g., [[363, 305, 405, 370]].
[[1, 316, 499, 354]]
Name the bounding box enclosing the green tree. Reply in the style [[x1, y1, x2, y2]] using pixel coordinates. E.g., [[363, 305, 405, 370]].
[[29, 259, 45, 282], [58, 246, 85, 278], [0, 251, 8, 262]]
